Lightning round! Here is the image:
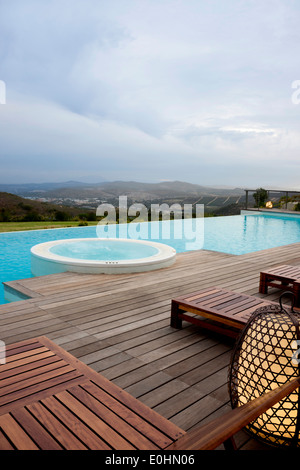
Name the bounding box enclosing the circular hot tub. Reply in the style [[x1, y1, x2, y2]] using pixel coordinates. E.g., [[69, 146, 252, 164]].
[[30, 238, 176, 276]]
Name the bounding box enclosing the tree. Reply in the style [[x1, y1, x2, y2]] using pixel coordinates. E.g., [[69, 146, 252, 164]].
[[79, 212, 97, 221], [55, 210, 70, 221], [0, 208, 11, 222], [22, 211, 42, 221], [253, 188, 268, 208]]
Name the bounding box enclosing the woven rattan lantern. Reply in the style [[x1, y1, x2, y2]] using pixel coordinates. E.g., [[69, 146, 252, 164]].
[[229, 293, 300, 448]]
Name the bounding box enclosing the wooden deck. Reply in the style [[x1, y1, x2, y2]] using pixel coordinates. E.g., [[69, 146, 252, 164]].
[[1, 242, 300, 450]]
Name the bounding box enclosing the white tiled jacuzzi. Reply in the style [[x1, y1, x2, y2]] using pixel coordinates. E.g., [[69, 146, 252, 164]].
[[30, 238, 176, 276]]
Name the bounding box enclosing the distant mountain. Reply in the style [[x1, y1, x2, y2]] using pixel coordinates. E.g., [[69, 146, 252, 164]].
[[0, 180, 245, 194], [0, 181, 295, 220], [95, 180, 245, 194], [0, 180, 106, 195], [0, 180, 245, 198], [0, 180, 254, 216]]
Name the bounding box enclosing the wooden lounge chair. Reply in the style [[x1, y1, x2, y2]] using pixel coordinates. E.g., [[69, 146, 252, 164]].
[[170, 286, 280, 338], [259, 265, 300, 306], [1, 335, 299, 450], [1, 335, 300, 450]]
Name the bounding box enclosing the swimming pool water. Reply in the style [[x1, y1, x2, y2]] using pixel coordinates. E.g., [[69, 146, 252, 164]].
[[49, 239, 159, 261], [1, 213, 300, 305]]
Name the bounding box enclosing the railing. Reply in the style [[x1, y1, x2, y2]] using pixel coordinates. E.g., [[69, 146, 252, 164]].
[[167, 376, 300, 450], [244, 189, 300, 211]]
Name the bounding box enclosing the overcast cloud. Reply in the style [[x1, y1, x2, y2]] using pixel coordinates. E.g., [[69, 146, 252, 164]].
[[0, 0, 300, 188]]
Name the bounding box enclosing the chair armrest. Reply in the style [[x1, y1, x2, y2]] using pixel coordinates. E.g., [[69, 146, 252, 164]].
[[166, 377, 300, 450]]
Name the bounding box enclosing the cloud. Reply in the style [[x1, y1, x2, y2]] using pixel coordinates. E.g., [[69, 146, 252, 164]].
[[0, 0, 300, 187]]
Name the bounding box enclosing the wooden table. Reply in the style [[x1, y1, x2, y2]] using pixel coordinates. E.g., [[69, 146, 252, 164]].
[[0, 336, 184, 450], [259, 265, 300, 305], [171, 287, 277, 338]]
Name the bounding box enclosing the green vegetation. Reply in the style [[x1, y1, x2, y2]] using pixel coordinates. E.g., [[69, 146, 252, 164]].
[[0, 191, 100, 232], [278, 194, 300, 211], [295, 202, 300, 211], [0, 221, 99, 232], [253, 188, 268, 208]]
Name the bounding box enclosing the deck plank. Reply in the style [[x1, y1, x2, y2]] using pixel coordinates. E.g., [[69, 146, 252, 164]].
[[1, 243, 300, 449]]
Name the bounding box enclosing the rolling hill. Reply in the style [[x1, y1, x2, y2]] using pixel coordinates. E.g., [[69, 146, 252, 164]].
[[0, 192, 96, 222]]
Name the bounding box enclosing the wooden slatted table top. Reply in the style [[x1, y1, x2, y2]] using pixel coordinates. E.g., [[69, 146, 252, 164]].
[[260, 265, 300, 281], [0, 336, 185, 450], [172, 287, 277, 328]]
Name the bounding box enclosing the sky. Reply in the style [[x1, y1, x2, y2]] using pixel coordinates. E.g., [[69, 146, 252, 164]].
[[0, 0, 300, 189]]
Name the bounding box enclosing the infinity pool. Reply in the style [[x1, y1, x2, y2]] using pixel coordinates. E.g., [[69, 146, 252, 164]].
[[1, 212, 300, 304]]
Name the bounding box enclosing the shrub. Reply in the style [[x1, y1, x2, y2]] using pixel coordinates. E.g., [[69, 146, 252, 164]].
[[0, 208, 11, 222], [22, 211, 42, 221], [86, 212, 97, 221], [18, 202, 32, 211], [294, 203, 300, 212], [78, 212, 97, 221], [55, 210, 70, 221]]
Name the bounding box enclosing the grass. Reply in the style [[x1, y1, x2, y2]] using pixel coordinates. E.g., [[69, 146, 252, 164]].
[[0, 221, 99, 233]]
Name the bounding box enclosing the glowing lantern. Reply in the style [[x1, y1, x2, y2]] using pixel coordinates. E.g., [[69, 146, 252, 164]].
[[266, 201, 273, 208], [229, 293, 300, 448]]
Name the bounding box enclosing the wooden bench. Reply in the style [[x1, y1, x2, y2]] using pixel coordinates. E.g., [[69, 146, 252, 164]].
[[259, 265, 300, 306], [170, 287, 278, 338], [1, 336, 299, 450]]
